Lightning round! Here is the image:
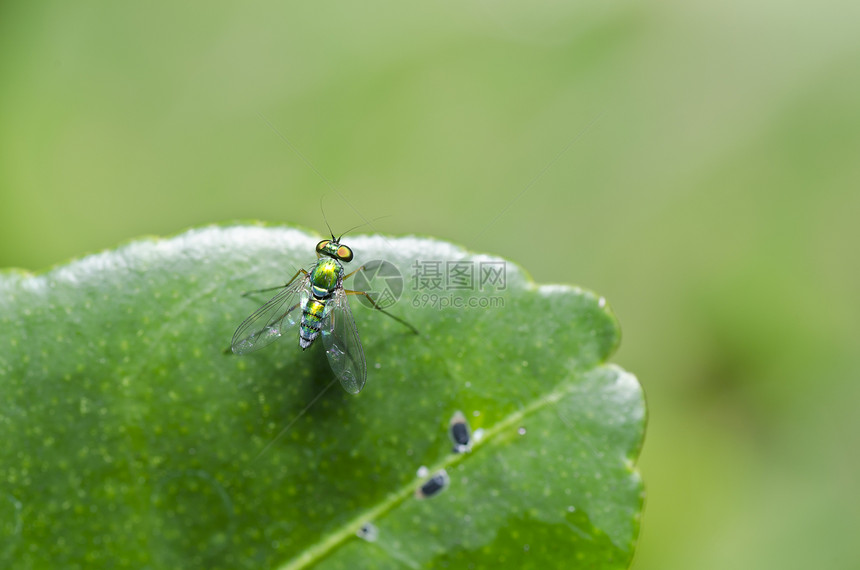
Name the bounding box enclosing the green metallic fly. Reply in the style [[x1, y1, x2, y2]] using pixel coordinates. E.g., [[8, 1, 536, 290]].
[[230, 231, 416, 394]]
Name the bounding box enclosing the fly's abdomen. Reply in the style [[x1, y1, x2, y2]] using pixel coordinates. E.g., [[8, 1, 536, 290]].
[[299, 298, 327, 350]]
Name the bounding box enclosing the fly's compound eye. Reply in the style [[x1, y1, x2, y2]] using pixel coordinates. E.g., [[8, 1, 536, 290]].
[[316, 240, 330, 254], [336, 245, 354, 262]]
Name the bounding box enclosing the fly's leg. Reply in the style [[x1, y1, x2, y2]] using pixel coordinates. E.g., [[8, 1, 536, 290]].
[[241, 268, 308, 298], [344, 288, 419, 335], [342, 267, 362, 280], [342, 264, 419, 334]]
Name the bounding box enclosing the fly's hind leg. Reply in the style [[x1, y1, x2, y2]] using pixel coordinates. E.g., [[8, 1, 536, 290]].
[[344, 288, 419, 335]]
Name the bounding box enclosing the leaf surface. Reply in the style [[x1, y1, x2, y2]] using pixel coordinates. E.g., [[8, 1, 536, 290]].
[[0, 225, 645, 569]]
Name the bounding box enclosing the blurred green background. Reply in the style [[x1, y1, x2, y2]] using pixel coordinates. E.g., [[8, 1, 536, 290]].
[[1, 1, 858, 568]]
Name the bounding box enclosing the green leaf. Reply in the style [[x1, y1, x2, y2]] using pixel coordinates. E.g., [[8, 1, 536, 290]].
[[0, 224, 645, 569]]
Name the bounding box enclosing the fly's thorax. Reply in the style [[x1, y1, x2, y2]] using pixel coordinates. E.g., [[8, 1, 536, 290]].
[[310, 258, 342, 298]]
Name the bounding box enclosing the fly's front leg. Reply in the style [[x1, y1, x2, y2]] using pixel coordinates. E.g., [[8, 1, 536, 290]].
[[342, 266, 363, 280], [241, 268, 308, 297]]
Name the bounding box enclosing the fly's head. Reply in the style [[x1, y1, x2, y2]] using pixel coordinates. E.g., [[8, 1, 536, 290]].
[[316, 238, 354, 263]]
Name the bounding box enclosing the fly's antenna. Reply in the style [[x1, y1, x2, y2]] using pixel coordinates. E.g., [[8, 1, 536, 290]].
[[256, 111, 397, 250], [320, 195, 386, 243], [320, 196, 336, 241], [336, 215, 392, 242]]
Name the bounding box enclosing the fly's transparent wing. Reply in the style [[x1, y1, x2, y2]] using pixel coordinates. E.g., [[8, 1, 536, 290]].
[[322, 289, 367, 394], [230, 274, 309, 354]]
